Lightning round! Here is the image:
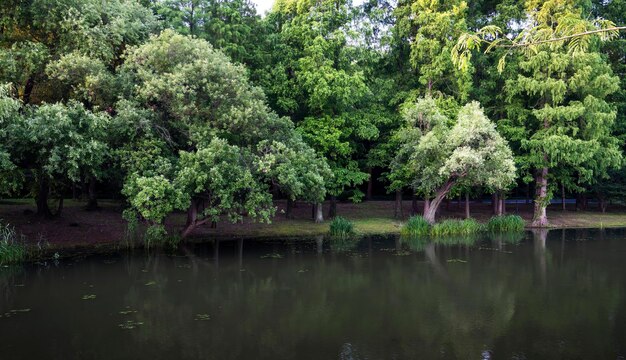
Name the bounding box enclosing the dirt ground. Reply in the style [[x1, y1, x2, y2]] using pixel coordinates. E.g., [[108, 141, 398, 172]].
[[1, 198, 625, 248]]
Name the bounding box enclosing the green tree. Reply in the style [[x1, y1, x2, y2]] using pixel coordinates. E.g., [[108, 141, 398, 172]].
[[0, 0, 158, 104], [119, 30, 330, 236], [394, 98, 516, 223], [0, 84, 22, 196]]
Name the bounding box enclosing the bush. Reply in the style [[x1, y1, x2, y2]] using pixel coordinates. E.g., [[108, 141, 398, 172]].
[[430, 219, 483, 237], [402, 215, 431, 236], [0, 220, 27, 265], [329, 216, 355, 238], [487, 215, 525, 232]]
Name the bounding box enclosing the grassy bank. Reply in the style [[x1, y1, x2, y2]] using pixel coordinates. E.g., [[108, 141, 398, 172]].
[[2, 198, 626, 251]]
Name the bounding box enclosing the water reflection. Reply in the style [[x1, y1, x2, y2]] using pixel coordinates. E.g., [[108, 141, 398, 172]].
[[0, 229, 625, 359]]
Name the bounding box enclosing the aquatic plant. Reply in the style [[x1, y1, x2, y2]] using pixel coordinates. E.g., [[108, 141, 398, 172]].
[[122, 209, 140, 248], [486, 215, 525, 232], [329, 216, 355, 238], [430, 219, 483, 237], [401, 215, 431, 236], [0, 220, 27, 265]]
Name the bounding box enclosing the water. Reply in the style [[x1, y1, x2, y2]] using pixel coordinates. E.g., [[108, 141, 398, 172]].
[[1, 229, 625, 359]]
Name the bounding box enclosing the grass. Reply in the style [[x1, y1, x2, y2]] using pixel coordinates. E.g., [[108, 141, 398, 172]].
[[401, 215, 431, 236], [329, 216, 355, 238], [0, 220, 27, 265], [430, 219, 484, 237], [487, 215, 525, 232]]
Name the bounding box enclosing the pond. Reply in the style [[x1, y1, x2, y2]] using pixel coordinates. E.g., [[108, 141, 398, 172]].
[[1, 229, 625, 359]]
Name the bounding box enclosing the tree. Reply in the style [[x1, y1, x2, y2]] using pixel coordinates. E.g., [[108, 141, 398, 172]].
[[0, 84, 22, 196], [15, 101, 112, 217], [394, 0, 472, 101], [0, 0, 158, 105], [118, 30, 330, 236], [394, 98, 516, 224]]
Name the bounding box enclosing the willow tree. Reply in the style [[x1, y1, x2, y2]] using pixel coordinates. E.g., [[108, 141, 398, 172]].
[[394, 98, 515, 224]]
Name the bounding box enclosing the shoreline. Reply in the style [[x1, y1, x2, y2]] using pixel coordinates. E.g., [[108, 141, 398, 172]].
[[2, 198, 626, 254]]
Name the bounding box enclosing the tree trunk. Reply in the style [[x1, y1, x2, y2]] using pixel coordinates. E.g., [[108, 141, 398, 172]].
[[286, 199, 294, 219], [492, 193, 498, 215], [86, 177, 98, 210], [423, 198, 430, 216], [394, 190, 403, 219], [23, 77, 34, 105], [500, 192, 506, 215], [56, 197, 64, 216], [561, 183, 566, 211], [532, 167, 549, 227], [525, 183, 530, 204], [599, 197, 607, 213], [366, 167, 373, 200], [328, 196, 337, 218], [36, 177, 52, 218], [411, 194, 419, 215], [465, 192, 470, 219], [314, 202, 324, 223], [423, 180, 455, 224]]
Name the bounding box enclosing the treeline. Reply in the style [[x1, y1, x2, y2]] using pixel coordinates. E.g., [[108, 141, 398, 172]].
[[0, 0, 624, 237]]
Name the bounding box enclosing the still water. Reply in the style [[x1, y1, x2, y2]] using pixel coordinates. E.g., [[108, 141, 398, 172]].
[[1, 229, 625, 359]]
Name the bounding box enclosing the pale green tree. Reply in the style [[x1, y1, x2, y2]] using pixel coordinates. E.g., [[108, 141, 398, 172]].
[[394, 98, 516, 223]]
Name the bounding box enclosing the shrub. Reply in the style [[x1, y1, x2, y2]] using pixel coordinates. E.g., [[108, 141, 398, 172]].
[[402, 215, 431, 236], [487, 215, 525, 232], [329, 216, 355, 238], [0, 220, 27, 265], [430, 219, 483, 237]]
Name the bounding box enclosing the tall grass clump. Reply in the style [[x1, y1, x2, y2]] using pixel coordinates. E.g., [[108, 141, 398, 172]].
[[430, 219, 483, 237], [329, 216, 355, 238], [401, 215, 431, 236], [0, 221, 27, 265], [487, 215, 525, 232]]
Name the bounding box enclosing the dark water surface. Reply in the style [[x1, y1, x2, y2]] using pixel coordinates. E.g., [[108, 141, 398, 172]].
[[1, 229, 626, 359]]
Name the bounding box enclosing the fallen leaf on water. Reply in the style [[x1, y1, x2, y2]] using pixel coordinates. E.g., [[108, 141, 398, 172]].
[[82, 294, 97, 300]]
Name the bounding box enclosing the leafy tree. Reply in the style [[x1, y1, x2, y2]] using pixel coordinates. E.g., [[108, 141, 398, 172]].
[[119, 30, 331, 236], [394, 0, 472, 101], [0, 84, 22, 196], [394, 98, 516, 223], [0, 0, 158, 104]]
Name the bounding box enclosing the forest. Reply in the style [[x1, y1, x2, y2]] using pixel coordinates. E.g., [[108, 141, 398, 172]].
[[1, 0, 625, 242]]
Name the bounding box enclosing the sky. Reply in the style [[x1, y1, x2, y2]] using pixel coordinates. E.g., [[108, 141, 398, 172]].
[[250, 0, 366, 15], [251, 0, 275, 15]]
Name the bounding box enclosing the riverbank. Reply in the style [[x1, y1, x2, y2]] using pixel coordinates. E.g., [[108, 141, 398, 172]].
[[2, 198, 626, 250]]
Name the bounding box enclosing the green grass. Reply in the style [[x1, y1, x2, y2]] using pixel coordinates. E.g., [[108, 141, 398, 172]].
[[401, 215, 431, 236], [329, 216, 355, 238], [487, 215, 525, 232], [430, 218, 484, 237], [0, 220, 27, 265]]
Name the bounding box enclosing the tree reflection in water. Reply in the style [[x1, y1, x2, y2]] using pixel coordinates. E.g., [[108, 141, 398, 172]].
[[0, 229, 624, 359]]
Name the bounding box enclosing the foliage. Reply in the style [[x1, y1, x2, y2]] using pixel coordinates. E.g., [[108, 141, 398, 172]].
[[329, 216, 355, 238], [487, 215, 525, 233], [401, 216, 431, 237], [393, 97, 516, 222], [0, 220, 27, 265], [430, 219, 484, 237]]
